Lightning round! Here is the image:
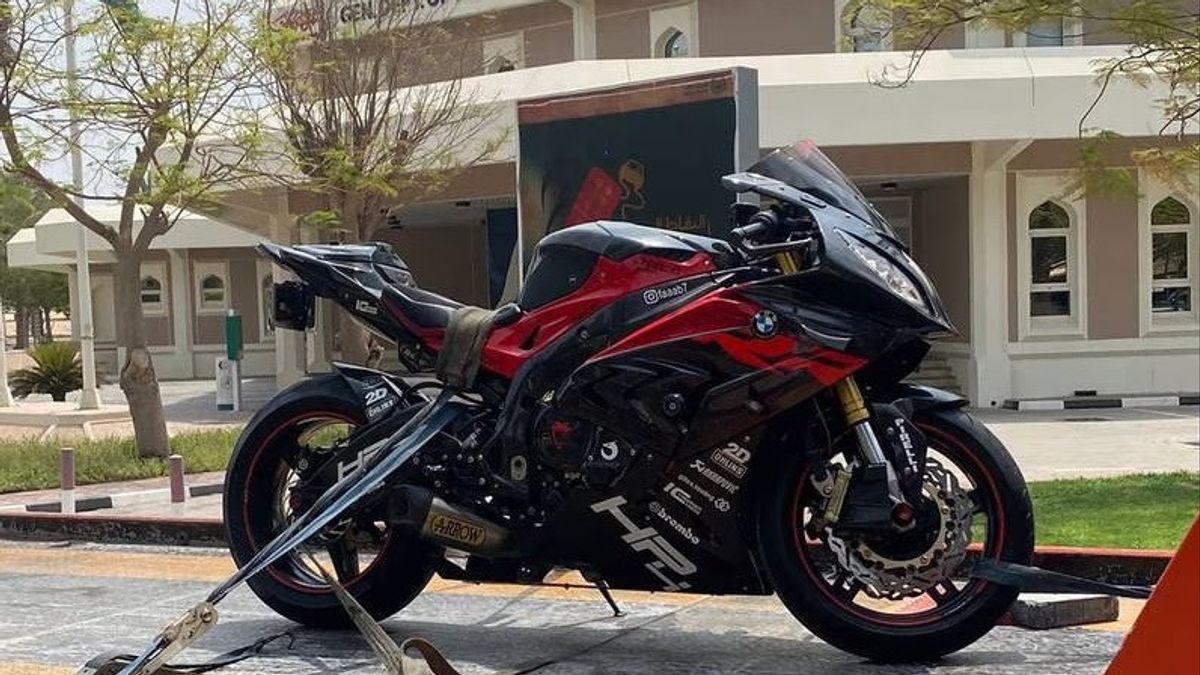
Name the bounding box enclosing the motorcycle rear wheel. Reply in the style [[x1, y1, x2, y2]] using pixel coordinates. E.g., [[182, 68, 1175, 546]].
[[756, 408, 1034, 662], [223, 374, 439, 628]]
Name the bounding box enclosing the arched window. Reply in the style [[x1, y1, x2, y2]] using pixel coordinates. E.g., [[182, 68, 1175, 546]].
[[1028, 200, 1073, 317], [845, 2, 891, 52], [486, 56, 516, 73], [194, 261, 229, 314], [655, 27, 690, 58], [140, 276, 163, 311], [1150, 196, 1195, 315], [482, 33, 523, 74], [139, 263, 166, 316], [200, 275, 225, 307], [663, 29, 688, 58], [650, 4, 696, 59]]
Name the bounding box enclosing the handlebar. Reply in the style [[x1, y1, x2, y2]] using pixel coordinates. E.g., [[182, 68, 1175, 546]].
[[730, 207, 814, 264]]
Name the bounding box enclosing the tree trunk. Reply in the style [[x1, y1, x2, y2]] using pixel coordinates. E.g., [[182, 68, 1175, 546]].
[[43, 307, 52, 340], [114, 255, 171, 458], [14, 309, 27, 349], [337, 194, 373, 365], [28, 307, 43, 344]]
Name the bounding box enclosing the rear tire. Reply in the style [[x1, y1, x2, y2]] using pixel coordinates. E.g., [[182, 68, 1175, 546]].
[[756, 408, 1034, 662], [223, 374, 439, 628]]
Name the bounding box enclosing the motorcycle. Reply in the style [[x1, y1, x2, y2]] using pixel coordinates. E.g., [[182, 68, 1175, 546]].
[[227, 140, 1034, 663]]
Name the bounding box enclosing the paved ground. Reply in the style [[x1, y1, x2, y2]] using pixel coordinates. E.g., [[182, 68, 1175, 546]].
[[974, 406, 1199, 480], [0, 541, 1129, 675], [8, 379, 279, 439]]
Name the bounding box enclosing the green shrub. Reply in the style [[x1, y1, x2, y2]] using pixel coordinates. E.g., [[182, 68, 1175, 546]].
[[10, 341, 83, 402], [0, 427, 242, 493]]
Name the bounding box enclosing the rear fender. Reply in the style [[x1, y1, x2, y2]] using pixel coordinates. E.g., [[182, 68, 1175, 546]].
[[331, 362, 416, 425]]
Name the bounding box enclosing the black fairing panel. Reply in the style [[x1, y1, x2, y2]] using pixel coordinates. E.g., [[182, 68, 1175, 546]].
[[537, 221, 736, 263], [518, 221, 735, 311], [518, 246, 600, 311], [556, 336, 829, 458]]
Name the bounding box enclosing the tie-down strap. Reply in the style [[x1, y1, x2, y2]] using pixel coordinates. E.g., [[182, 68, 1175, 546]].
[[435, 306, 498, 389]]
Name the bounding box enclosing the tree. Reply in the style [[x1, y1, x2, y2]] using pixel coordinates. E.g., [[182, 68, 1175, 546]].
[[0, 174, 66, 348], [850, 0, 1199, 192], [253, 0, 504, 361], [0, 0, 262, 456]]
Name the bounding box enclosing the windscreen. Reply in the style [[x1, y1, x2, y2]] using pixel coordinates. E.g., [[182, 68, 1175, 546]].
[[749, 141, 898, 240]]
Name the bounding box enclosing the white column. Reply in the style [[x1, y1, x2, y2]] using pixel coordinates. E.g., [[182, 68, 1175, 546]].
[[168, 250, 194, 378], [67, 268, 80, 338], [270, 218, 306, 388], [306, 298, 331, 373], [64, 0, 100, 410], [967, 140, 1030, 407], [560, 0, 596, 60], [0, 300, 13, 407]]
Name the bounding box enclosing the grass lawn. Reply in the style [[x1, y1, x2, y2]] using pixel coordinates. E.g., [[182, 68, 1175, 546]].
[[0, 427, 242, 494], [1030, 472, 1200, 550]]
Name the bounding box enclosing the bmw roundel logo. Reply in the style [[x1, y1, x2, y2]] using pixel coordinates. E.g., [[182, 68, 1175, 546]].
[[751, 310, 778, 338]]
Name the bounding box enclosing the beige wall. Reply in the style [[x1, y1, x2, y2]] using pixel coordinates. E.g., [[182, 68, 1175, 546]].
[[526, 22, 574, 66], [1086, 189, 1139, 339], [396, 163, 517, 207], [826, 143, 972, 177], [377, 223, 491, 307], [598, 7, 651, 58], [699, 0, 834, 56], [913, 176, 971, 340], [190, 248, 265, 346]]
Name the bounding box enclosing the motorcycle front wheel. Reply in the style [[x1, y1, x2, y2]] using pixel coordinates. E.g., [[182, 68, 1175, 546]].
[[756, 408, 1034, 662]]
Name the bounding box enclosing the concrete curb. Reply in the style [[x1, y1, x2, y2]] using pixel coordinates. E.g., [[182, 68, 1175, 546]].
[[0, 512, 1176, 585], [0, 512, 225, 547], [1003, 393, 1200, 411], [17, 482, 224, 515], [1029, 545, 1173, 587]]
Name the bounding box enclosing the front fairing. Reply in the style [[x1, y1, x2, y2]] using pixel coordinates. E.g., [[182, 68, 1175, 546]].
[[811, 203, 956, 335], [726, 145, 955, 336]]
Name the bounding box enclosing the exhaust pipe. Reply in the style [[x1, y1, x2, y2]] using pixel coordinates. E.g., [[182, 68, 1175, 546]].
[[390, 485, 508, 555]]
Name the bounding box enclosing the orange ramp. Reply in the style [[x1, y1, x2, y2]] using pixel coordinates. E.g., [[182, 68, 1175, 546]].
[[1105, 515, 1200, 675]]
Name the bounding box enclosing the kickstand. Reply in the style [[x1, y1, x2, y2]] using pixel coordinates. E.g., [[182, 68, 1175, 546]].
[[596, 580, 625, 618]]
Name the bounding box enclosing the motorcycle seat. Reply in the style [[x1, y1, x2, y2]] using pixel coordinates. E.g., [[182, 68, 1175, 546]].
[[383, 284, 464, 330], [294, 242, 406, 267]]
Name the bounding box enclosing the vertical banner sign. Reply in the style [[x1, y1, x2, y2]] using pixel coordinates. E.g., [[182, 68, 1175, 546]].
[[515, 68, 759, 274]]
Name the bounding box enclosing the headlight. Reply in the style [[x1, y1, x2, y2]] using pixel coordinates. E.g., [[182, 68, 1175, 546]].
[[838, 231, 926, 310]]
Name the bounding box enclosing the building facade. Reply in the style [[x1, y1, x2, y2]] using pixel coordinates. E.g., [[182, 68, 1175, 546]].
[[17, 1, 1200, 404], [7, 207, 278, 379]]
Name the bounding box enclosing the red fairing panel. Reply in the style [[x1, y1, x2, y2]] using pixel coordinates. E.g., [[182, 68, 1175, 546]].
[[480, 252, 717, 378], [590, 290, 866, 385]]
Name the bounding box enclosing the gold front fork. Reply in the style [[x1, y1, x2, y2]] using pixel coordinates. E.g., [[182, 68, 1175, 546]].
[[833, 376, 891, 469], [834, 376, 870, 426], [774, 252, 801, 274]]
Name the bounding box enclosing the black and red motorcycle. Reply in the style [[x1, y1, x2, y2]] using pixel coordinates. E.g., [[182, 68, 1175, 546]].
[[226, 141, 1034, 662]]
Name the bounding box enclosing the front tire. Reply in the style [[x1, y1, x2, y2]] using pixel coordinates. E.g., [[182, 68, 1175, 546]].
[[756, 408, 1034, 662], [223, 374, 439, 628]]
